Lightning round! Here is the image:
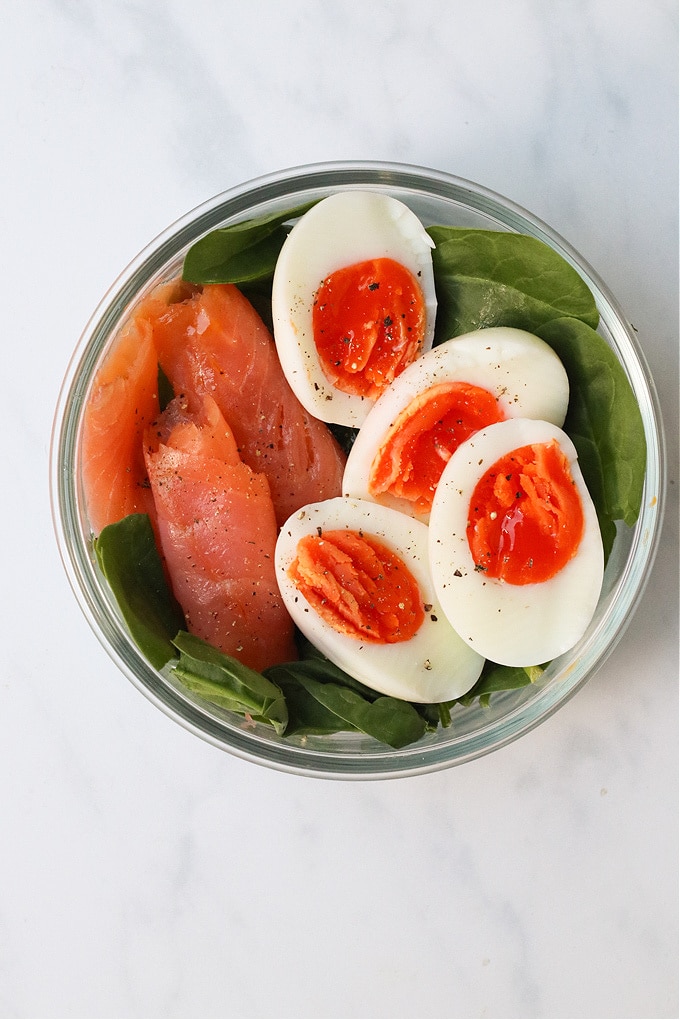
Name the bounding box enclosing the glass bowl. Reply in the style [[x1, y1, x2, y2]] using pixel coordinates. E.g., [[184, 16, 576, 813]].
[[50, 160, 666, 779]]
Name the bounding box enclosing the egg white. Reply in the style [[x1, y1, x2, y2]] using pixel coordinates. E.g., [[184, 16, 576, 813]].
[[271, 191, 437, 427], [343, 327, 570, 520], [428, 418, 604, 667], [275, 497, 484, 703]]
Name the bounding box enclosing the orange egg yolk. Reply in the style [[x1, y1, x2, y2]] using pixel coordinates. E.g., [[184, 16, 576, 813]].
[[288, 529, 424, 643], [312, 257, 426, 400], [369, 381, 505, 515], [467, 440, 584, 585]]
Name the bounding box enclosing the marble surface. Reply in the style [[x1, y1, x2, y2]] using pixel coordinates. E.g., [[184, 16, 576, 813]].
[[1, 1, 678, 1017]]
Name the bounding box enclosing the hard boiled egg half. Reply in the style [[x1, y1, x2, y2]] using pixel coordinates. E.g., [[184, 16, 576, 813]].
[[271, 191, 437, 427], [275, 497, 484, 703], [428, 418, 604, 667], [343, 327, 570, 520]]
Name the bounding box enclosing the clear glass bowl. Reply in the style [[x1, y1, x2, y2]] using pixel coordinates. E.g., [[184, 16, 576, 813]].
[[50, 160, 666, 779]]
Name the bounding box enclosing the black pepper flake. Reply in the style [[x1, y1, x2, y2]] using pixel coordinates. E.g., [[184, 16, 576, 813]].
[[368, 281, 379, 291]]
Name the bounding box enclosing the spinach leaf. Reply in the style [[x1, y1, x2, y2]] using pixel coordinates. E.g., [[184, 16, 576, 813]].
[[452, 660, 537, 709], [327, 422, 359, 458], [280, 638, 441, 739], [420, 701, 453, 730], [266, 659, 427, 748], [426, 227, 600, 343], [266, 664, 361, 738], [157, 364, 174, 411], [94, 513, 185, 670], [182, 201, 317, 285], [92, 517, 539, 748], [292, 635, 387, 698], [171, 631, 288, 736], [91, 519, 427, 747], [537, 316, 646, 534], [238, 279, 278, 333]]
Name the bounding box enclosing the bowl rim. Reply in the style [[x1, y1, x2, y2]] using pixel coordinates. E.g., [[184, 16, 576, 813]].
[[50, 159, 667, 779]]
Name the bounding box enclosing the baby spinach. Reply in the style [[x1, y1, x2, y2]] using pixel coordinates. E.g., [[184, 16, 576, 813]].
[[93, 512, 561, 747], [92, 514, 432, 746], [270, 639, 445, 744], [424, 227, 645, 555], [327, 421, 359, 458], [426, 227, 600, 343], [172, 632, 288, 736], [94, 514, 185, 670], [451, 660, 538, 709], [537, 316, 646, 533], [182, 201, 317, 286], [267, 665, 362, 738], [157, 364, 174, 412], [266, 660, 428, 748]]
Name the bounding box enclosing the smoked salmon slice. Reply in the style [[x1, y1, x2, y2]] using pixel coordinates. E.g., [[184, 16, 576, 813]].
[[149, 283, 347, 525], [81, 309, 160, 535], [80, 280, 191, 535], [144, 394, 297, 672]]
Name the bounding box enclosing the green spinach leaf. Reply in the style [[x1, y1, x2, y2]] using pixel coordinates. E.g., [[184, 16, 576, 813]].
[[182, 201, 317, 285], [292, 635, 387, 698], [266, 659, 427, 748], [279, 638, 442, 738], [426, 227, 600, 343], [537, 316, 646, 534], [171, 631, 288, 736], [266, 665, 361, 738], [92, 513, 545, 746], [327, 422, 359, 458], [452, 660, 538, 709], [157, 364, 174, 411], [94, 513, 185, 670]]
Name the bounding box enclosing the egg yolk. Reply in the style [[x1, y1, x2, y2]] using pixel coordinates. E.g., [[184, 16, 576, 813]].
[[467, 440, 584, 585], [288, 529, 424, 643], [369, 381, 504, 514], [312, 258, 426, 400]]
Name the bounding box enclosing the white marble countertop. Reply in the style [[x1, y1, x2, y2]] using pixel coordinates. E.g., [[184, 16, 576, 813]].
[[1, 2, 677, 1017]]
